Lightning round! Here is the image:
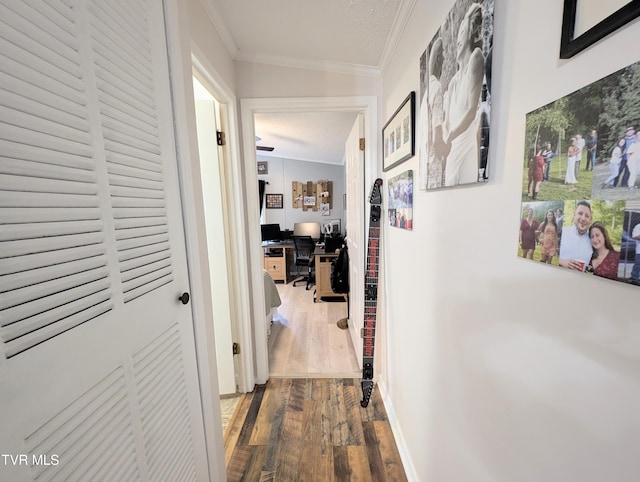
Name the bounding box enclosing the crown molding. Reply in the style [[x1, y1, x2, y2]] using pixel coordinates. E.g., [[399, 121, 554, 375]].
[[378, 0, 417, 76], [199, 0, 238, 58], [235, 50, 382, 78]]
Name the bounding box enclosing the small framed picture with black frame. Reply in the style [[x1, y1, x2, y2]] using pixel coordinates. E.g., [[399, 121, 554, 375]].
[[382, 92, 415, 172], [265, 193, 283, 209]]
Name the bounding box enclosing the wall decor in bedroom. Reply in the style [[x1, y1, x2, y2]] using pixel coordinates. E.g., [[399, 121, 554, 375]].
[[265, 193, 283, 209], [518, 59, 640, 288], [418, 0, 494, 190], [292, 180, 332, 211]]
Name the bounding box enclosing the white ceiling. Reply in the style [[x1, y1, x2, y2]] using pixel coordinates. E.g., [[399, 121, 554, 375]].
[[202, 0, 414, 164], [254, 111, 359, 165]]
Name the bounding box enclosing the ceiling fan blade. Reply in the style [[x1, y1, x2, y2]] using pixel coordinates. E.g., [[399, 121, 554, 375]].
[[256, 145, 274, 151]]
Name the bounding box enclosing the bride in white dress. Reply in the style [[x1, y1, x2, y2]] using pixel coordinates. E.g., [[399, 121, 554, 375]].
[[565, 137, 579, 184], [442, 3, 484, 186]]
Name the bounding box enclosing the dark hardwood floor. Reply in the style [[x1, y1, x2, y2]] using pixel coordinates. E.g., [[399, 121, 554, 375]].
[[225, 378, 407, 481]]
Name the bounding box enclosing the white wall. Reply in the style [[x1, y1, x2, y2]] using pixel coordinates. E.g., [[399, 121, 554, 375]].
[[258, 155, 346, 232], [382, 1, 640, 481]]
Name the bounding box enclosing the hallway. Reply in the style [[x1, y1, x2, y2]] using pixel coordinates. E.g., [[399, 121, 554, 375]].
[[224, 378, 407, 481]]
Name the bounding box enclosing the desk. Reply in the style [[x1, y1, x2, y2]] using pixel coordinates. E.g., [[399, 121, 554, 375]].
[[261, 241, 294, 283], [314, 247, 347, 302]]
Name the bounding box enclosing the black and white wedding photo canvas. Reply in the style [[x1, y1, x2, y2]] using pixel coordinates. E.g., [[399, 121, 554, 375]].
[[419, 0, 493, 190]]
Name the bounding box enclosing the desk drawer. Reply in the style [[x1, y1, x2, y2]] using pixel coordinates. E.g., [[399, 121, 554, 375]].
[[264, 257, 285, 280]]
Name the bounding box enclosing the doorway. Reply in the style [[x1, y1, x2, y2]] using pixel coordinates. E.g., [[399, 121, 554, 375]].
[[192, 76, 237, 396], [240, 96, 379, 383]]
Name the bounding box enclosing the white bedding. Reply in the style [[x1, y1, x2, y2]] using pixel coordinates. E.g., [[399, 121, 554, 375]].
[[263, 269, 282, 315]]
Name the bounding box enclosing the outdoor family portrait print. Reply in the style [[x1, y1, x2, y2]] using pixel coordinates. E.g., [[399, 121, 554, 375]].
[[519, 58, 640, 288], [419, 0, 493, 190], [387, 170, 413, 230]]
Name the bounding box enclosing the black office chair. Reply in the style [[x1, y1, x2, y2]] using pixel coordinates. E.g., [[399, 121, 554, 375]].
[[292, 236, 316, 290]]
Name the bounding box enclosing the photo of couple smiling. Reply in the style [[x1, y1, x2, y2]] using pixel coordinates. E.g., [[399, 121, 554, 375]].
[[519, 199, 640, 285], [519, 58, 640, 288]]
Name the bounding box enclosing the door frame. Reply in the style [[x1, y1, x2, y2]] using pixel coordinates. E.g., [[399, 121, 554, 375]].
[[240, 96, 378, 384], [163, 4, 253, 478]]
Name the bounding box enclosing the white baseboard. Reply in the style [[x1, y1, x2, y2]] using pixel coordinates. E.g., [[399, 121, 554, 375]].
[[377, 380, 419, 482]]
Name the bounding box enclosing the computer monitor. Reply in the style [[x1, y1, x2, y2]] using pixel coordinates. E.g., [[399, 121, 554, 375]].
[[261, 223, 282, 242], [293, 222, 321, 242]]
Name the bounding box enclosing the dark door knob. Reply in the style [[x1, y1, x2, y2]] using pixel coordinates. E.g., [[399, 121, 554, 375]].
[[178, 292, 190, 305]]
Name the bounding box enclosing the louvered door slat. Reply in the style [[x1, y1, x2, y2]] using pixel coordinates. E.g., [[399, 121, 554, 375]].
[[108, 162, 163, 182], [96, 72, 155, 117], [3, 299, 112, 358], [119, 250, 170, 273], [115, 224, 167, 241], [1, 124, 93, 158], [0, 245, 104, 277], [0, 174, 96, 196], [0, 209, 101, 225], [0, 6, 80, 74], [89, 1, 149, 62], [119, 0, 149, 25], [0, 220, 103, 242], [0, 266, 109, 309], [103, 119, 161, 149], [3, 1, 76, 49], [112, 197, 166, 209], [23, 367, 140, 482], [89, 9, 152, 79], [1, 106, 91, 145], [0, 72, 87, 118], [58, 420, 133, 482], [0, 158, 96, 183], [0, 139, 94, 170], [1, 255, 105, 292], [121, 258, 171, 283], [103, 126, 161, 155], [95, 88, 157, 128], [46, 406, 130, 482], [0, 57, 86, 107], [101, 105, 158, 138], [103, 139, 161, 164], [134, 325, 196, 481], [1, 275, 110, 321], [2, 292, 112, 345], [1, 232, 104, 257], [117, 232, 169, 251], [26, 368, 124, 448], [93, 440, 137, 482], [0, 93, 87, 132], [0, 38, 82, 90], [123, 275, 172, 303], [16, 0, 76, 29], [106, 151, 163, 173], [113, 208, 166, 220], [114, 216, 168, 231], [0, 193, 98, 210]]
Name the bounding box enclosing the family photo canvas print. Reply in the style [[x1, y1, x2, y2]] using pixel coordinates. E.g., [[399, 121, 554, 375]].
[[518, 59, 640, 288], [419, 0, 493, 190], [388, 170, 413, 230]]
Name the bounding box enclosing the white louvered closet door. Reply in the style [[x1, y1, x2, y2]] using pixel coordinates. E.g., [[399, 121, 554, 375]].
[[0, 1, 208, 481]]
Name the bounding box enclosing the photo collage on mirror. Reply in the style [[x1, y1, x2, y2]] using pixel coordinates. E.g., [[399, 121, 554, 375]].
[[519, 60, 640, 287]]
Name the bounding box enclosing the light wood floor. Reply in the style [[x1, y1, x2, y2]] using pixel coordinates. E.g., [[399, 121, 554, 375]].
[[225, 378, 408, 482], [268, 281, 359, 377]]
